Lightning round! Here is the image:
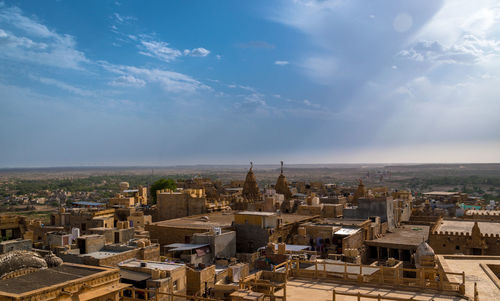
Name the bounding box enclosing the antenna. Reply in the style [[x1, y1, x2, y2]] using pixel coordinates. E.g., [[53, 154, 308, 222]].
[[280, 161, 283, 174], [250, 161, 253, 170]]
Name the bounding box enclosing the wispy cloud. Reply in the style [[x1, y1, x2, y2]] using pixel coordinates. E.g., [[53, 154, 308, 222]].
[[399, 35, 500, 64], [112, 13, 136, 24], [274, 60, 289, 66], [138, 39, 210, 62], [109, 75, 146, 88], [102, 62, 211, 93], [184, 47, 210, 57], [139, 40, 183, 62], [0, 4, 88, 69]]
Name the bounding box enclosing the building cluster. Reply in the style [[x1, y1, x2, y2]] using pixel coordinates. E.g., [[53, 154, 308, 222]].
[[0, 163, 498, 300]]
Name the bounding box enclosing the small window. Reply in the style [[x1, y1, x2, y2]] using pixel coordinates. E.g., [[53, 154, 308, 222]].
[[456, 245, 460, 250], [442, 244, 446, 247], [173, 280, 178, 290]]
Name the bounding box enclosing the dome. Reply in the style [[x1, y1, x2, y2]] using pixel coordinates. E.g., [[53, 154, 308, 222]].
[[414, 241, 435, 268], [0, 251, 47, 279], [416, 241, 435, 257], [44, 252, 63, 268]]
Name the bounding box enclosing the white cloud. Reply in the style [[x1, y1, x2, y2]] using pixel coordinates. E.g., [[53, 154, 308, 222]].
[[399, 35, 500, 64], [139, 40, 182, 62], [184, 47, 210, 57], [102, 62, 210, 93], [138, 39, 210, 62], [0, 5, 88, 69], [112, 13, 136, 24], [109, 75, 146, 88], [0, 6, 56, 38], [274, 60, 289, 65], [413, 0, 500, 47], [380, 72, 500, 144]]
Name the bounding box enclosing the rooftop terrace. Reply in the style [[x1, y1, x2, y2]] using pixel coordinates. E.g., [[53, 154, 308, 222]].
[[0, 264, 106, 294], [284, 279, 467, 301], [435, 220, 500, 235], [366, 225, 430, 248], [119, 259, 185, 271], [150, 211, 314, 229]]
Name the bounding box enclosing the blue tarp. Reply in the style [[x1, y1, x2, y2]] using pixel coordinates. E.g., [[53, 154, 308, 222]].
[[72, 201, 106, 207]]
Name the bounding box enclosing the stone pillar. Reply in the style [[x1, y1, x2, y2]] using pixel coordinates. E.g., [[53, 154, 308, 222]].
[[398, 249, 403, 261], [376, 247, 380, 260]]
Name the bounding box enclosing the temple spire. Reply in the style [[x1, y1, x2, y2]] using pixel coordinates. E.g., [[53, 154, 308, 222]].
[[275, 161, 292, 200], [242, 161, 260, 201]]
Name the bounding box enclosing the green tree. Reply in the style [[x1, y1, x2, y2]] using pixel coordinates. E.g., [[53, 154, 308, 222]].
[[150, 178, 177, 203]]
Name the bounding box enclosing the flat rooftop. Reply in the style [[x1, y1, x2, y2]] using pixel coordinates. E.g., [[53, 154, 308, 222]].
[[284, 279, 466, 301], [435, 220, 500, 235], [150, 212, 234, 229], [366, 225, 430, 248], [0, 264, 105, 294], [304, 260, 378, 275], [119, 259, 184, 271], [313, 218, 369, 226], [150, 212, 313, 229], [438, 255, 500, 300]]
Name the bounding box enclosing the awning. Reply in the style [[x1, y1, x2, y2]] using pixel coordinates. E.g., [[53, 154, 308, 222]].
[[284, 244, 311, 252], [119, 269, 151, 282], [164, 243, 209, 252], [334, 228, 359, 236], [257, 244, 311, 252]]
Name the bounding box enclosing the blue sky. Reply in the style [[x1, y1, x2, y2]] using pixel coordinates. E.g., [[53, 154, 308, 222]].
[[0, 0, 499, 167]]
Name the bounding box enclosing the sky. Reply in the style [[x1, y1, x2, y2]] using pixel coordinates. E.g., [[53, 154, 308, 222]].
[[0, 0, 499, 167]]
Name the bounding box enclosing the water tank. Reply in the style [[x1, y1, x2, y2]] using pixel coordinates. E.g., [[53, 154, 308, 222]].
[[71, 228, 80, 241]]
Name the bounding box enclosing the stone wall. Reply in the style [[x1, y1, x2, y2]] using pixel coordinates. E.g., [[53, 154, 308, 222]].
[[0, 239, 32, 254], [234, 224, 270, 253], [186, 265, 216, 296], [342, 230, 364, 250], [157, 190, 207, 221], [192, 231, 236, 259], [429, 231, 500, 255], [146, 224, 208, 247], [344, 197, 395, 230]]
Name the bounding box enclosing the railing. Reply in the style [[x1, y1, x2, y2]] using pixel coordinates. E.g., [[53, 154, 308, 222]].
[[240, 278, 286, 301], [120, 287, 219, 301], [332, 289, 420, 301], [280, 258, 465, 294]]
